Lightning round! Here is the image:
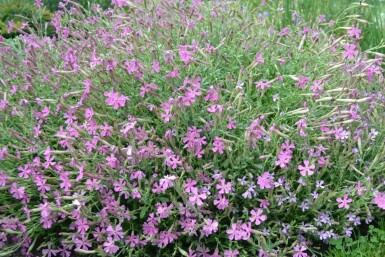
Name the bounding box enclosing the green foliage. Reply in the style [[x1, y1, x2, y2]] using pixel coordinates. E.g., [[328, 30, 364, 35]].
[[327, 221, 385, 256], [41, 0, 111, 11], [0, 0, 111, 38], [242, 0, 385, 53], [0, 0, 53, 38]]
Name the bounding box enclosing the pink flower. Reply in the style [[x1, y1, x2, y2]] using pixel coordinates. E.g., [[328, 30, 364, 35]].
[[249, 209, 267, 225], [75, 218, 89, 235], [254, 79, 270, 90], [281, 27, 290, 36], [337, 194, 353, 209], [207, 104, 223, 113], [165, 154, 182, 169], [348, 25, 361, 39], [104, 88, 128, 109], [257, 172, 274, 189], [213, 195, 229, 210], [355, 181, 366, 197], [224, 249, 240, 257], [152, 60, 161, 73], [201, 219, 218, 237], [295, 76, 309, 90], [255, 52, 264, 64], [298, 160, 315, 176], [184, 178, 197, 193], [216, 179, 232, 194], [159, 175, 176, 192], [373, 192, 385, 209], [189, 188, 207, 206], [106, 224, 125, 241], [178, 45, 195, 65], [226, 224, 241, 240], [212, 137, 225, 154], [342, 44, 359, 60], [227, 116, 237, 129], [103, 237, 119, 254], [275, 150, 292, 168]]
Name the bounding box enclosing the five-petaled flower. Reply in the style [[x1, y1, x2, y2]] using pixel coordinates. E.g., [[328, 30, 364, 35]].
[[342, 44, 359, 60], [298, 160, 315, 176], [337, 194, 353, 209], [373, 192, 385, 209]]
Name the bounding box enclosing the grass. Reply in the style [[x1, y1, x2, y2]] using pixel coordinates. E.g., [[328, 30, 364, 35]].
[[242, 0, 385, 53]]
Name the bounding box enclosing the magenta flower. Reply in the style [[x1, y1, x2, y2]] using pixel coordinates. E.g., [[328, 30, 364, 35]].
[[189, 188, 207, 206], [213, 195, 229, 210], [337, 194, 353, 209], [342, 44, 359, 60], [75, 218, 89, 234], [204, 86, 219, 102], [216, 179, 232, 194], [226, 224, 240, 240], [157, 231, 177, 248], [224, 249, 240, 257], [184, 178, 197, 193], [281, 27, 290, 36], [275, 150, 292, 168], [255, 52, 264, 64], [373, 192, 385, 209], [227, 116, 237, 129], [257, 172, 274, 189], [201, 219, 218, 237], [104, 88, 128, 109], [348, 25, 361, 39], [254, 79, 270, 90], [165, 154, 182, 169], [178, 45, 195, 65], [295, 76, 309, 90], [212, 136, 225, 154], [249, 209, 267, 225], [298, 160, 315, 176], [106, 224, 125, 241], [152, 60, 161, 73]]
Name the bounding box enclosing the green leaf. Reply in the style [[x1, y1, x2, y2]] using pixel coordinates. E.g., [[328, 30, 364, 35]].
[[158, 197, 169, 202], [139, 207, 147, 219], [329, 239, 340, 245], [177, 248, 189, 257]]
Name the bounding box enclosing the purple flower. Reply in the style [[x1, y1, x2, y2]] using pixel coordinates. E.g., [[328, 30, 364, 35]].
[[103, 237, 119, 254]]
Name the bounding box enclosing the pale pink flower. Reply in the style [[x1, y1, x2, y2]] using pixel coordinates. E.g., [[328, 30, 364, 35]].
[[337, 194, 353, 209], [298, 160, 315, 176]]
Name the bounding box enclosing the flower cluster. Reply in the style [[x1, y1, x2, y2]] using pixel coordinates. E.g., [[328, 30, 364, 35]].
[[0, 0, 384, 257]]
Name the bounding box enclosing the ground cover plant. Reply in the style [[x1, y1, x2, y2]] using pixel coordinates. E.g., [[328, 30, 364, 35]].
[[326, 218, 385, 256], [0, 0, 385, 256]]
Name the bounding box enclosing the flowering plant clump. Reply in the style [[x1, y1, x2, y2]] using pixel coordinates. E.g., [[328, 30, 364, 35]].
[[0, 0, 385, 256]]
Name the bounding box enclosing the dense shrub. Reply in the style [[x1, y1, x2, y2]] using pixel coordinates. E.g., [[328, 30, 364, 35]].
[[0, 0, 384, 256]]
